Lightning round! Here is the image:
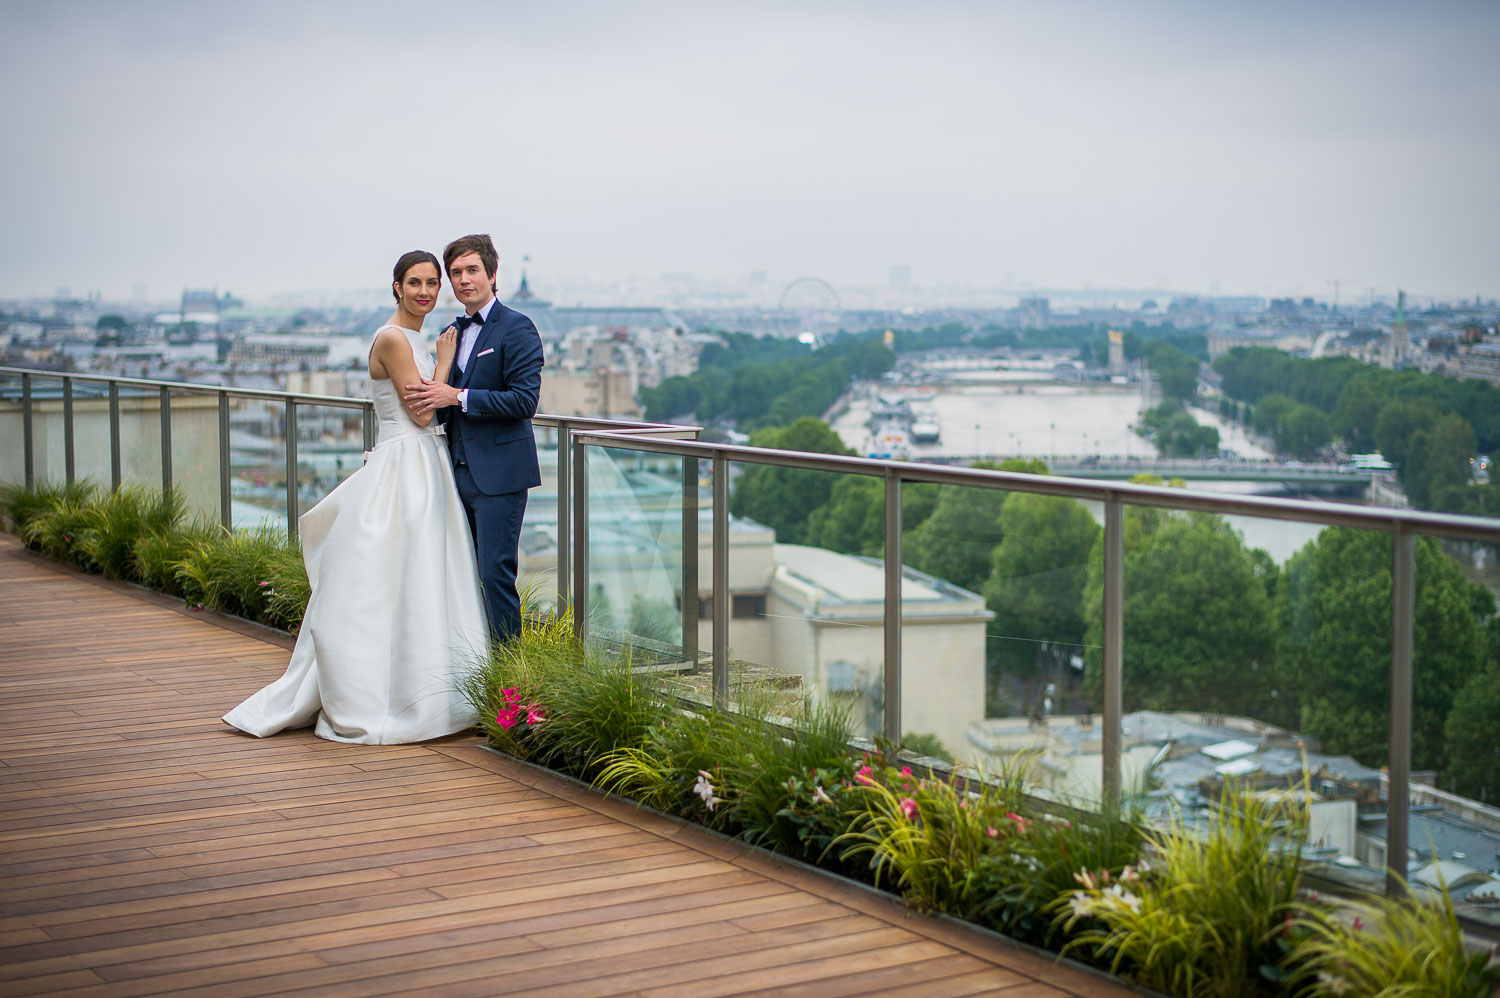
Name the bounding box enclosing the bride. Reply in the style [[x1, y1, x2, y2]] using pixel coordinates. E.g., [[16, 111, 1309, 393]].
[[223, 250, 488, 743]]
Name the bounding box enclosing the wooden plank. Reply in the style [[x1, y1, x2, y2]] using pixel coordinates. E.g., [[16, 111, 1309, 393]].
[[0, 535, 1135, 998]]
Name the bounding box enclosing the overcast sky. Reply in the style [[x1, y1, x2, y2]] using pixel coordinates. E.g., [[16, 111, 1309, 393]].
[[1, 0, 1496, 302]]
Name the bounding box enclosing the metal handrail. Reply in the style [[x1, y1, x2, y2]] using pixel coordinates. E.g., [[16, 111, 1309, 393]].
[[0, 366, 701, 614], [568, 427, 1500, 897]]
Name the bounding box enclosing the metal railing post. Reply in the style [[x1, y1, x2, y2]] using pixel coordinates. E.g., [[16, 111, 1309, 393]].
[[681, 455, 699, 670], [883, 467, 903, 743], [284, 400, 298, 539], [159, 387, 173, 496], [712, 452, 729, 710], [1101, 494, 1125, 810], [362, 404, 375, 454], [557, 421, 572, 614], [571, 435, 588, 641], [62, 377, 75, 485], [21, 373, 34, 489], [108, 382, 121, 490], [218, 391, 231, 529], [1387, 524, 1415, 897]]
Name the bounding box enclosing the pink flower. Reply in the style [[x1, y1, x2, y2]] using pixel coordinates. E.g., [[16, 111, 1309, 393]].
[[525, 705, 546, 725], [987, 826, 999, 838], [501, 687, 520, 707], [495, 707, 519, 730], [257, 581, 270, 587], [899, 797, 918, 819], [900, 767, 913, 777], [854, 765, 875, 787]]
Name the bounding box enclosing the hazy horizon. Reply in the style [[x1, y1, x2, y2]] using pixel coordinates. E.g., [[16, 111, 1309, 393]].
[[3, 1, 1497, 302]]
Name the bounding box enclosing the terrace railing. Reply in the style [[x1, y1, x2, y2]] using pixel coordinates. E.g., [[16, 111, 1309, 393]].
[[6, 365, 1500, 902]]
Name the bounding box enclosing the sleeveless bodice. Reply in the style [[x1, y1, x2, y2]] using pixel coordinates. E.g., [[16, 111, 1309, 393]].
[[370, 325, 439, 447]]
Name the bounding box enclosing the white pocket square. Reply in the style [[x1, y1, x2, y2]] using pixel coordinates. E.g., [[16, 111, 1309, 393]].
[[475, 347, 495, 358]]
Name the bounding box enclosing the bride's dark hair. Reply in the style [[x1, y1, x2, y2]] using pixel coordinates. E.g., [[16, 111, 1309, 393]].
[[392, 250, 441, 301]]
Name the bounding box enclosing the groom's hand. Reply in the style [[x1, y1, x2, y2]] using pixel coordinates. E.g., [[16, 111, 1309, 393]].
[[405, 377, 460, 414]]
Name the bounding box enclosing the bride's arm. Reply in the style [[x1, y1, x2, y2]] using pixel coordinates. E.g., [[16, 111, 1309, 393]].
[[371, 329, 437, 427]]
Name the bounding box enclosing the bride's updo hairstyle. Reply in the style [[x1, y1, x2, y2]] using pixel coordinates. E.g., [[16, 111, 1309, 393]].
[[392, 250, 442, 301]]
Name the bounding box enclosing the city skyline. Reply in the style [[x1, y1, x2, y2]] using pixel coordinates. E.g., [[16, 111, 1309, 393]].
[[2, 1, 1498, 301]]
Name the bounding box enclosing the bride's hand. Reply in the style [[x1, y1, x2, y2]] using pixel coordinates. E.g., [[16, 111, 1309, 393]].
[[436, 327, 458, 365]]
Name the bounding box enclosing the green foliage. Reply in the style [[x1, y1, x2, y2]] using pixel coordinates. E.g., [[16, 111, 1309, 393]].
[[899, 732, 956, 764], [18, 480, 99, 566], [833, 758, 1034, 918], [902, 460, 1042, 594], [133, 525, 211, 598], [1278, 528, 1494, 770], [984, 492, 1099, 676], [1140, 402, 1220, 457], [1142, 340, 1201, 402], [728, 418, 855, 544], [459, 591, 670, 780], [1082, 511, 1280, 721], [76, 485, 185, 579], [1216, 345, 1500, 511], [978, 803, 1145, 948], [174, 526, 304, 628], [1287, 881, 1500, 998], [3, 479, 95, 537], [1441, 665, 1500, 804], [596, 686, 859, 858], [1059, 787, 1308, 998], [640, 330, 893, 428]]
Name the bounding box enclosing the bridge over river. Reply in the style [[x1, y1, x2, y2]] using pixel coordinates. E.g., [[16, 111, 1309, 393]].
[[927, 455, 1385, 490]]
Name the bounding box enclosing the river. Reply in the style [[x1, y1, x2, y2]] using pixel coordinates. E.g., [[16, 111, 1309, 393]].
[[829, 359, 1498, 596]]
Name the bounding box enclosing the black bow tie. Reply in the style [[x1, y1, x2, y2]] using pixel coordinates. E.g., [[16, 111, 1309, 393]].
[[454, 312, 484, 332]]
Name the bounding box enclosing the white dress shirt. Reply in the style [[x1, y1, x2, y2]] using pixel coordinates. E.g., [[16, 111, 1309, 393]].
[[456, 297, 495, 412]]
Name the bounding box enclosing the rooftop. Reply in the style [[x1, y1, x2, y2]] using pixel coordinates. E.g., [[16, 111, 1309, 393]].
[[0, 534, 1125, 995]]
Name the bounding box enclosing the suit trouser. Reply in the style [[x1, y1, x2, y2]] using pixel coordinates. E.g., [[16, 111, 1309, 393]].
[[452, 461, 528, 642]]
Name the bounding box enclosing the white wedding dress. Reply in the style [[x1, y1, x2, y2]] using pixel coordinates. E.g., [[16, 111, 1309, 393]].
[[223, 325, 488, 743]]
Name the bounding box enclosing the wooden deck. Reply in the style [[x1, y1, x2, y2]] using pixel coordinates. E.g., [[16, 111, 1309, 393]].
[[0, 534, 1135, 997]]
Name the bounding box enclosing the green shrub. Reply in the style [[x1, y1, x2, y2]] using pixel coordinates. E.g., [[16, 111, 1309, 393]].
[[18, 481, 98, 567], [134, 525, 211, 599], [459, 588, 670, 780], [3, 480, 95, 538], [1287, 878, 1500, 997], [1057, 786, 1308, 998], [174, 525, 300, 626], [77, 485, 185, 580], [977, 802, 1145, 948], [832, 756, 1035, 919]]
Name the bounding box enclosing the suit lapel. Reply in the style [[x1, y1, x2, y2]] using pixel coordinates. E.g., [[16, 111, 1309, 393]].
[[453, 304, 500, 390]]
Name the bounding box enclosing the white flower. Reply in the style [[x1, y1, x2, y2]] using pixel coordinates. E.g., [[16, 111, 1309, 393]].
[[1068, 892, 1094, 919], [1104, 883, 1142, 913], [811, 785, 833, 806], [1316, 972, 1352, 996], [693, 770, 721, 812]]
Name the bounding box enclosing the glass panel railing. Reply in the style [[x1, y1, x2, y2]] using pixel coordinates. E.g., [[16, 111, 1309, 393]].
[[22, 374, 65, 487], [585, 443, 685, 669], [115, 385, 164, 493], [293, 403, 366, 517], [69, 380, 115, 491], [168, 389, 223, 524], [0, 372, 23, 486], [923, 479, 1104, 794], [518, 422, 561, 612], [725, 462, 888, 740], [1117, 512, 1395, 891], [227, 395, 287, 531]]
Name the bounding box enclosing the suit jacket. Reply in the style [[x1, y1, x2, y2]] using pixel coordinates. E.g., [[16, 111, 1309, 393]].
[[440, 301, 545, 495]]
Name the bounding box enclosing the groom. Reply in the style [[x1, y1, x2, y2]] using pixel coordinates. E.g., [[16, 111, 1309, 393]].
[[406, 233, 544, 641]]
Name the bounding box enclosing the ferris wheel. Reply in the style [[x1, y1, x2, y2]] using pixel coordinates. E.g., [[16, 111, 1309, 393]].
[[778, 276, 842, 344]]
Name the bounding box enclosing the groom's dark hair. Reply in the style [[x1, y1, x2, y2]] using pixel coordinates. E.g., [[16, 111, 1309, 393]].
[[443, 234, 499, 293]]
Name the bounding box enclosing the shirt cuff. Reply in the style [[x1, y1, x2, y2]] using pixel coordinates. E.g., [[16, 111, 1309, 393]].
[[458, 388, 469, 413]]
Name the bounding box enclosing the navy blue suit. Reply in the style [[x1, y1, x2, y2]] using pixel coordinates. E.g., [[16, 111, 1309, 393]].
[[439, 301, 545, 641]]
